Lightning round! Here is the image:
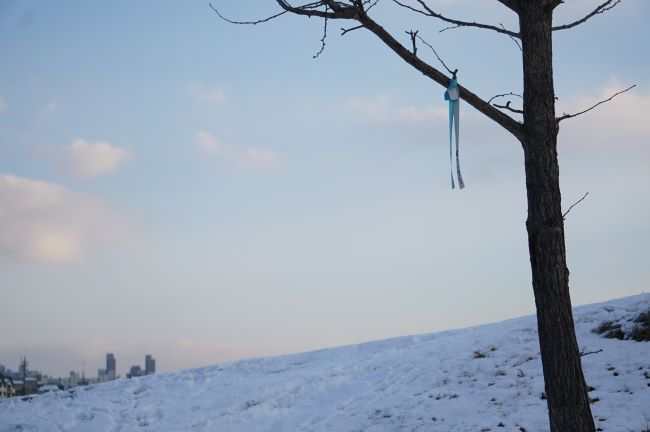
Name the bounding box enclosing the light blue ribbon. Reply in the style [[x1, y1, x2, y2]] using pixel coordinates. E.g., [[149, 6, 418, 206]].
[[444, 78, 465, 189]]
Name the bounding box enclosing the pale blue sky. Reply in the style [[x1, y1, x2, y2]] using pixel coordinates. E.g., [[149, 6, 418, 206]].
[[1, 0, 648, 377]]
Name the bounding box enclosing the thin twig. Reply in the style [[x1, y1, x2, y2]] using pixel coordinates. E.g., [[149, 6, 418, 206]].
[[209, 2, 289, 24], [414, 34, 454, 75], [406, 30, 418, 56], [313, 5, 329, 58], [439, 24, 460, 33], [553, 0, 622, 31], [580, 348, 603, 357], [563, 192, 589, 219], [391, 0, 520, 38], [501, 22, 522, 52], [557, 85, 636, 122], [488, 92, 522, 104], [341, 24, 364, 35], [493, 101, 523, 114], [363, 0, 380, 12], [389, 0, 429, 16]]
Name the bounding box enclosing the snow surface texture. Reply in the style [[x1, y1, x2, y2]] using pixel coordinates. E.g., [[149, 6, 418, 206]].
[[1, 294, 649, 432]]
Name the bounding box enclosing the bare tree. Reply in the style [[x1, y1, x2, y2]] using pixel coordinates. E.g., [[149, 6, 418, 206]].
[[211, 1, 633, 431]]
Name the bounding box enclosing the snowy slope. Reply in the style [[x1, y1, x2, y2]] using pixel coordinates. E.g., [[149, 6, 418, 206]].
[[1, 294, 648, 432]]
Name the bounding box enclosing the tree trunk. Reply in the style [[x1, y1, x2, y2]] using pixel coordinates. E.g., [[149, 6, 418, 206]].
[[519, 4, 595, 432]]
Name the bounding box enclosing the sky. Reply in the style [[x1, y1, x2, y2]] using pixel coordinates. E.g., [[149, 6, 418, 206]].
[[0, 0, 648, 378]]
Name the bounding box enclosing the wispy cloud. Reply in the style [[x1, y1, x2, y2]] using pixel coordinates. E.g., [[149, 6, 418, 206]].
[[0, 174, 130, 263], [44, 101, 57, 113], [42, 139, 132, 178], [558, 79, 650, 153], [195, 131, 280, 171], [189, 84, 228, 105]]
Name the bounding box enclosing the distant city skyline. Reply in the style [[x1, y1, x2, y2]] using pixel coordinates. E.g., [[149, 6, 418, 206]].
[[1, 1, 648, 375], [1, 352, 156, 381]]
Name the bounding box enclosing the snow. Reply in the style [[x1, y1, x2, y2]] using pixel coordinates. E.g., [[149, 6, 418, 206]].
[[37, 385, 60, 393], [1, 294, 648, 432]]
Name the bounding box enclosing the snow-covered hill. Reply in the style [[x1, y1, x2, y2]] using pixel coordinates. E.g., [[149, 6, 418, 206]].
[[2, 294, 648, 432]]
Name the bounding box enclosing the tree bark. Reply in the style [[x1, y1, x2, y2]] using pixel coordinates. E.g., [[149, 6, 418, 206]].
[[519, 3, 595, 431]]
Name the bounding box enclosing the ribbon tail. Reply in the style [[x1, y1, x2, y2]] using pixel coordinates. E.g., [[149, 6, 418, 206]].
[[454, 100, 464, 189], [448, 101, 455, 189]]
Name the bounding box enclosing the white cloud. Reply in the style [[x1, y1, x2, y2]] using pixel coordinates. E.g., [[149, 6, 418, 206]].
[[44, 101, 57, 113], [189, 84, 228, 105], [346, 95, 391, 119], [344, 95, 447, 127], [0, 97, 6, 113], [0, 174, 129, 263], [196, 130, 233, 159], [50, 139, 132, 178], [195, 131, 280, 171], [241, 148, 280, 170]]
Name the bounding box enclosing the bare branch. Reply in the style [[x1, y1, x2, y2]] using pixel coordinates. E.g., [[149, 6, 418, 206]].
[[390, 0, 429, 16], [414, 33, 454, 75], [563, 192, 589, 219], [341, 24, 364, 35], [313, 5, 329, 58], [552, 0, 622, 31], [557, 85, 636, 122], [276, 0, 357, 19], [406, 30, 418, 56], [246, 0, 524, 140], [488, 92, 522, 104], [209, 2, 289, 24], [501, 23, 523, 52], [494, 100, 523, 114], [391, 0, 520, 38], [439, 24, 460, 34], [354, 9, 524, 140], [363, 0, 380, 12], [579, 348, 603, 357]]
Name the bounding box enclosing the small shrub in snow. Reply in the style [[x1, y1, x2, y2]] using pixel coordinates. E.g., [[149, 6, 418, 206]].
[[592, 320, 625, 339], [631, 310, 650, 341], [592, 309, 650, 341]]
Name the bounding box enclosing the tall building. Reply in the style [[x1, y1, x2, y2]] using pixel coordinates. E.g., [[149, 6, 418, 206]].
[[127, 365, 142, 378], [145, 355, 156, 375], [19, 357, 28, 380], [106, 353, 116, 380], [68, 371, 79, 387]]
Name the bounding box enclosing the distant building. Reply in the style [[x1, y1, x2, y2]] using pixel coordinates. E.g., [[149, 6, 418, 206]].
[[127, 365, 143, 378], [97, 368, 109, 383], [0, 374, 15, 399], [14, 377, 38, 396], [145, 355, 156, 375], [25, 377, 38, 394], [96, 353, 117, 382], [19, 357, 27, 379], [106, 353, 116, 380], [68, 371, 79, 387]]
